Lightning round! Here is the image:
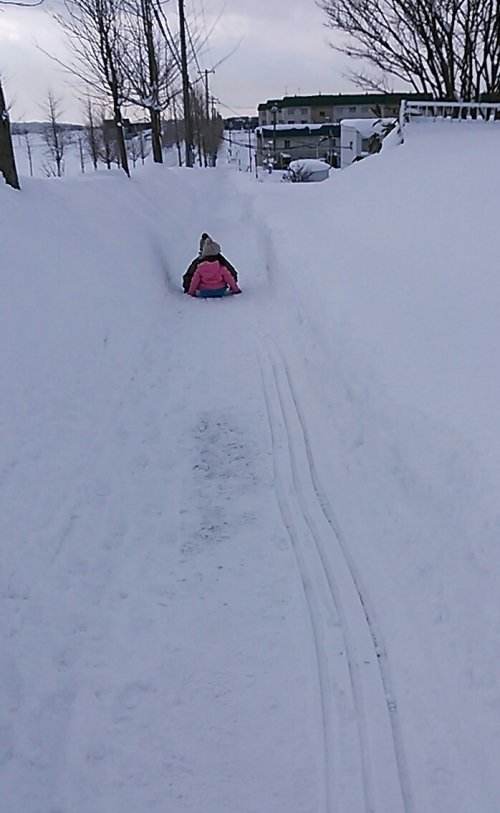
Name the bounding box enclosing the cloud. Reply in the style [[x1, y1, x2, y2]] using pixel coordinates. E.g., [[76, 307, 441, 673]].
[[199, 0, 321, 26], [197, 0, 357, 114], [2, 0, 369, 122]]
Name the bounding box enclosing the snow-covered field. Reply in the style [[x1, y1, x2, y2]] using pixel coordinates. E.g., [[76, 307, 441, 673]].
[[1, 119, 500, 813], [11, 129, 179, 178]]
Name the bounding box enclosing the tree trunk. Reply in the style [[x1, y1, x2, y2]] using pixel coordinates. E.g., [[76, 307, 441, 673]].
[[150, 108, 163, 162], [0, 80, 20, 190], [113, 101, 130, 177], [142, 0, 163, 163]]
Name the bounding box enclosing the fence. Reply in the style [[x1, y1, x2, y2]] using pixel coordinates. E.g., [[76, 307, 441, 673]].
[[399, 100, 500, 131]]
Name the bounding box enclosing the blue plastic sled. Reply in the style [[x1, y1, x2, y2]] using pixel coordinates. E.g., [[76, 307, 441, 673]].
[[196, 288, 233, 298]]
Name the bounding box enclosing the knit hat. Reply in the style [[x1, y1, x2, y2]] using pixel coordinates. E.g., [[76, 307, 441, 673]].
[[202, 239, 221, 257]]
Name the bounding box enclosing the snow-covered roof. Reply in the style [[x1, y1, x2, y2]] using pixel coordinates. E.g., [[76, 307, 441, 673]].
[[276, 123, 328, 131], [288, 158, 330, 173], [256, 123, 335, 134], [340, 117, 395, 136]]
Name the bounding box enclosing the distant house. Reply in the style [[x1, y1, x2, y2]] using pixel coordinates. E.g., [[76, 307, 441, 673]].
[[257, 92, 430, 127], [224, 116, 258, 131], [255, 123, 340, 168], [340, 118, 396, 168]]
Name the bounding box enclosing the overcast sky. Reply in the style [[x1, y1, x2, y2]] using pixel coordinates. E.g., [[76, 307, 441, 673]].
[[0, 0, 391, 123]]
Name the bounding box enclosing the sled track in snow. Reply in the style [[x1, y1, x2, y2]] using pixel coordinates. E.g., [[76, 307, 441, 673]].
[[259, 348, 415, 813]]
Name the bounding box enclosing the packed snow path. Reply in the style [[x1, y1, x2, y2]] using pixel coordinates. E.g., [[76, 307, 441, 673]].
[[3, 122, 500, 813], [163, 170, 415, 813]]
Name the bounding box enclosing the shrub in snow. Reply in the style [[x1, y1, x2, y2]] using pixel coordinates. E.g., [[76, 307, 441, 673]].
[[283, 163, 313, 183]]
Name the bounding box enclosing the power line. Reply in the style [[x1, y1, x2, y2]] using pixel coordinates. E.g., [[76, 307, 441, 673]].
[[217, 99, 257, 117], [191, 0, 214, 69], [153, 1, 183, 73]]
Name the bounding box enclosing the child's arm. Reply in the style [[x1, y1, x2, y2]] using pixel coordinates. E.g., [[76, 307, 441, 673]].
[[188, 268, 202, 296], [183, 258, 199, 292], [221, 266, 241, 294]]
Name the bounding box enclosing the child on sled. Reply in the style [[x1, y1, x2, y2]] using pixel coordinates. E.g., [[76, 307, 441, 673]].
[[188, 239, 241, 298]]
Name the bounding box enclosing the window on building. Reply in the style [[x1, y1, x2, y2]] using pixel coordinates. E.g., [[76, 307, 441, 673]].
[[349, 106, 356, 113], [319, 111, 326, 117], [284, 139, 291, 148]]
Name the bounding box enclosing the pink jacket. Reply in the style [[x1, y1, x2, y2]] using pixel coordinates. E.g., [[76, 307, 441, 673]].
[[188, 260, 241, 295]]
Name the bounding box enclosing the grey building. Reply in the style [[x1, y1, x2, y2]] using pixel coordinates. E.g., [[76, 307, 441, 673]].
[[255, 123, 340, 168], [257, 92, 430, 127]]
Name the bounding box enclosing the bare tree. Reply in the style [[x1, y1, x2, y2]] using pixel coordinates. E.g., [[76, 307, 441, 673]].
[[190, 84, 205, 166], [54, 0, 130, 176], [205, 111, 224, 167], [0, 78, 20, 189], [99, 112, 120, 167], [42, 90, 67, 177], [21, 128, 34, 176], [317, 0, 500, 101], [76, 133, 86, 172], [164, 94, 183, 165], [82, 96, 100, 169], [118, 0, 181, 163], [188, 84, 223, 168]]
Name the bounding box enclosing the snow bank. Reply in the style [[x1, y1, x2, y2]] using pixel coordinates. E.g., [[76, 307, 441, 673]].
[[232, 119, 500, 812]]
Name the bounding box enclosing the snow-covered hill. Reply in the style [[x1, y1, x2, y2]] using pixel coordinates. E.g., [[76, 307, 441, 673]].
[[1, 119, 500, 813]]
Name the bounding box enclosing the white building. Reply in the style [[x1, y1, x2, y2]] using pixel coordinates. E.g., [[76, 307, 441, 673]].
[[340, 118, 396, 168]]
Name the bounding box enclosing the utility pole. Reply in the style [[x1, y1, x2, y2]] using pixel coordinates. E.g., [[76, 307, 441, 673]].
[[178, 0, 194, 167], [199, 68, 215, 166], [200, 69, 215, 120], [255, 128, 261, 178], [247, 124, 252, 172], [271, 104, 278, 170]]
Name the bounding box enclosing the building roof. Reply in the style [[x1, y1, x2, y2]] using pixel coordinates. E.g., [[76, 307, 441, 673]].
[[256, 124, 340, 138], [258, 92, 430, 111], [340, 117, 395, 136]]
